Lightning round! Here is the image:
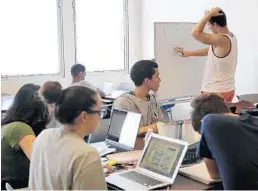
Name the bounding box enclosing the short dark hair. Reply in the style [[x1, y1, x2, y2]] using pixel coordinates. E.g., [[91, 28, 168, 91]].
[[40, 81, 62, 104], [209, 10, 227, 27], [130, 60, 158, 86], [2, 84, 50, 136], [71, 64, 86, 77], [54, 86, 97, 125], [190, 93, 230, 132]]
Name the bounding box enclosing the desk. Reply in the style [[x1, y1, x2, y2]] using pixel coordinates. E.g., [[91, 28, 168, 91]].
[[107, 174, 221, 190]]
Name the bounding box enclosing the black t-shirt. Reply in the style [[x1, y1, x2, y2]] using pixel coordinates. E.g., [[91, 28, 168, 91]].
[[197, 113, 258, 190]]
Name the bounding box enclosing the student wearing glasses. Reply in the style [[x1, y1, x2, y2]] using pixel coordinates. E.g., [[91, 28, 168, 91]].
[[29, 86, 107, 190]]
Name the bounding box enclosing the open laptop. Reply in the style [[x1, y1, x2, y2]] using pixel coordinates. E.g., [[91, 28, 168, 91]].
[[106, 133, 188, 190], [90, 109, 141, 156]]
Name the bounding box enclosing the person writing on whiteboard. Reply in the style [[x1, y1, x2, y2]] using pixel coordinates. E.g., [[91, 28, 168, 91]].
[[112, 60, 163, 136], [175, 8, 237, 102]]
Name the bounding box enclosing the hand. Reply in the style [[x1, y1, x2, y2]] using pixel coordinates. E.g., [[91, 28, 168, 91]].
[[174, 47, 191, 57], [102, 162, 113, 173], [207, 7, 223, 17]]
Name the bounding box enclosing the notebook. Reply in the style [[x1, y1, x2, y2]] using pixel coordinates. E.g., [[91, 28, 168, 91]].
[[179, 161, 221, 184]]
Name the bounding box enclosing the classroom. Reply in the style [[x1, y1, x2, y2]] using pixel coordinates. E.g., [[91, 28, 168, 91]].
[[1, 0, 258, 190]]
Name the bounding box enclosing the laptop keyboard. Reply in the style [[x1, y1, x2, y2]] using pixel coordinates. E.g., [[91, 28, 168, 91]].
[[115, 147, 127, 153], [182, 151, 201, 165], [120, 171, 163, 187]]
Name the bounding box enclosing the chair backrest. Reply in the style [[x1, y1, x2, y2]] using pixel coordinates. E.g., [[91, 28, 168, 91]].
[[86, 118, 110, 143], [117, 82, 134, 91], [238, 94, 258, 104], [228, 100, 255, 114], [103, 81, 115, 95], [5, 182, 14, 191]]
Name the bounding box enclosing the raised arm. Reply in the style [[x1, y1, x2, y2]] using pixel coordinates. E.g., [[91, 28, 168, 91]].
[[191, 8, 229, 46]]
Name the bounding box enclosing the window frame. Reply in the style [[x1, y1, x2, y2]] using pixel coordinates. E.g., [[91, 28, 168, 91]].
[[73, 0, 129, 73], [1, 0, 65, 78]]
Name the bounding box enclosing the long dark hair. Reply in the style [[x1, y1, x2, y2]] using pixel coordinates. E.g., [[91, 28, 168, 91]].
[[2, 84, 50, 136]]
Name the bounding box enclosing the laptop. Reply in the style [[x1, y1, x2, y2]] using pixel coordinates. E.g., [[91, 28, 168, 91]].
[[90, 109, 142, 156], [106, 133, 188, 190]]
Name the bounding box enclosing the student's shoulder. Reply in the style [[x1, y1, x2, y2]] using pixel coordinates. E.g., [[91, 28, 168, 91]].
[[203, 113, 238, 123], [113, 93, 135, 105], [73, 143, 100, 163], [1, 121, 35, 136], [202, 114, 240, 132]]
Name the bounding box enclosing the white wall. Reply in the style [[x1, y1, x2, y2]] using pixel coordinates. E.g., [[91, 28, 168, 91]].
[[141, 0, 258, 95], [1, 0, 141, 94], [2, 0, 258, 95]]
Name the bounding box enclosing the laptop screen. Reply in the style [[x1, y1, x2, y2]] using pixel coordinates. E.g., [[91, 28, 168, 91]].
[[107, 109, 141, 148], [139, 136, 185, 178]]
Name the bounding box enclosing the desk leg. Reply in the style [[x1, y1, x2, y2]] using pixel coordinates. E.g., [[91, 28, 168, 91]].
[[177, 121, 183, 140]]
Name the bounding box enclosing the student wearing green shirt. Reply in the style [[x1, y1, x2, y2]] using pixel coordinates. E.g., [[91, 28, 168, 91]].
[[1, 82, 61, 190]]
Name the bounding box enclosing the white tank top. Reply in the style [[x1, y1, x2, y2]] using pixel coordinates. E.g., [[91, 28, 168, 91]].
[[201, 34, 238, 92]]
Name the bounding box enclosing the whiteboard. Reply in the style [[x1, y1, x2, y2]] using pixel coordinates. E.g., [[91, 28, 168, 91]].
[[154, 22, 208, 100]]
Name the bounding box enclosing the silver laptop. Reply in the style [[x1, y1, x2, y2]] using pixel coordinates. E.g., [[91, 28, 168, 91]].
[[90, 109, 142, 155], [106, 133, 188, 190]]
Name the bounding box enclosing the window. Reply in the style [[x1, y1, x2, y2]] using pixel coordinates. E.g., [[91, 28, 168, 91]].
[[0, 0, 61, 76], [75, 0, 128, 72]]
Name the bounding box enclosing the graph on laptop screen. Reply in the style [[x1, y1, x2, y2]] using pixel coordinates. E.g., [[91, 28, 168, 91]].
[[139, 137, 185, 177]]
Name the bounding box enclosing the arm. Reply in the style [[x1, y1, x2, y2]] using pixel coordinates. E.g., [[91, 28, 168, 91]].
[[8, 122, 36, 160], [185, 47, 209, 56], [138, 123, 158, 135], [18, 135, 36, 160], [175, 47, 209, 57], [191, 8, 228, 46], [204, 158, 220, 179]]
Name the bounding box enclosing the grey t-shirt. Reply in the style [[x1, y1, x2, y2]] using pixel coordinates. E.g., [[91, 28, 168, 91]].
[[29, 128, 107, 190], [112, 92, 163, 127], [70, 80, 105, 98]]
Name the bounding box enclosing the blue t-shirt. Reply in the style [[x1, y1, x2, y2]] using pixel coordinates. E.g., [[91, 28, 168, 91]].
[[197, 113, 258, 190]]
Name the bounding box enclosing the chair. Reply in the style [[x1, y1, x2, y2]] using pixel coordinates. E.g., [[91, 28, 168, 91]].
[[237, 94, 258, 105], [117, 82, 134, 91], [5, 182, 14, 191], [228, 100, 255, 114], [87, 118, 110, 143]]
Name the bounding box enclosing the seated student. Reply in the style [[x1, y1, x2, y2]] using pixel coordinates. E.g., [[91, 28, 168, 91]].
[[190, 93, 233, 133], [1, 82, 60, 190], [113, 60, 163, 135], [29, 86, 107, 190], [70, 63, 105, 98], [191, 93, 258, 189]]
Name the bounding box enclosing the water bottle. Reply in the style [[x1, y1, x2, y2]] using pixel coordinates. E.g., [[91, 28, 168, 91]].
[[144, 128, 153, 145]]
